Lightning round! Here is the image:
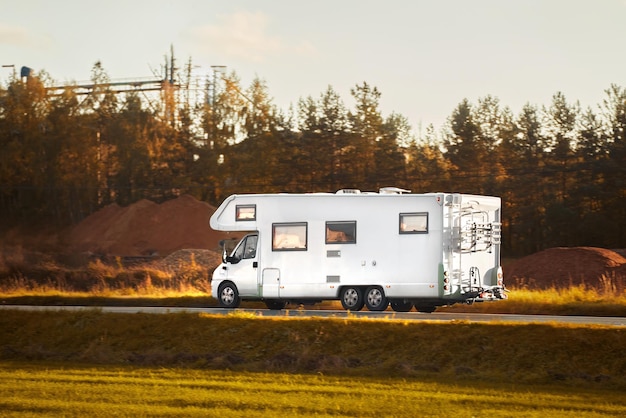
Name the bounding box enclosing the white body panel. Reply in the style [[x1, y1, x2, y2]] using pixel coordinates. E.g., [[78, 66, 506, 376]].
[[210, 190, 505, 310]]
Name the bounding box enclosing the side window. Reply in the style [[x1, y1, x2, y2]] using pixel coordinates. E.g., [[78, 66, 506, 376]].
[[326, 221, 357, 244], [399, 212, 428, 234], [242, 235, 258, 259], [232, 235, 258, 260], [273, 222, 307, 251]]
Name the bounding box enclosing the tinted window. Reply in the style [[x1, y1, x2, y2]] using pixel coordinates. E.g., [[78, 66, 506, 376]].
[[326, 221, 357, 244]]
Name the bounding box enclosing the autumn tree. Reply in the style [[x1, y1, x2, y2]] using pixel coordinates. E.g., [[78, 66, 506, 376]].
[[240, 77, 296, 193], [349, 82, 383, 189], [598, 84, 626, 247], [194, 71, 247, 201], [472, 96, 513, 195], [0, 71, 52, 223], [405, 124, 452, 193], [296, 86, 352, 191], [505, 103, 547, 254], [46, 90, 101, 223], [442, 98, 483, 193], [376, 112, 412, 188], [574, 106, 612, 245], [540, 92, 580, 247]]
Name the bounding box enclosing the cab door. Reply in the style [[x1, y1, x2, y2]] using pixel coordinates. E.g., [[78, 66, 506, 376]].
[[225, 234, 260, 297]]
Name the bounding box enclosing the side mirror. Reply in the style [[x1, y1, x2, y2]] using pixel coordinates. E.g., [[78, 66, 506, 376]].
[[225, 255, 240, 264], [219, 240, 228, 263]]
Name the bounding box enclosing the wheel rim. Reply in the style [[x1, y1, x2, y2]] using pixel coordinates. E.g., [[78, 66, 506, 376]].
[[367, 288, 384, 308], [340, 287, 364, 311], [343, 288, 359, 308], [221, 286, 235, 305]]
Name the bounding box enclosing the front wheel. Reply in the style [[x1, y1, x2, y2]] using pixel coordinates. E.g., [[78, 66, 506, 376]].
[[217, 281, 240, 308], [340, 286, 364, 311], [365, 286, 388, 311]]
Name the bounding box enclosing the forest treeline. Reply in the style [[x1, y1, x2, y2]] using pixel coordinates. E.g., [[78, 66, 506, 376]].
[[0, 61, 625, 256]]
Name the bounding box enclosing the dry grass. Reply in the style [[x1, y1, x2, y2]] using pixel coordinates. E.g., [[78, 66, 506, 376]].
[[1, 249, 626, 316], [0, 248, 212, 297], [447, 273, 626, 316], [509, 271, 626, 299]]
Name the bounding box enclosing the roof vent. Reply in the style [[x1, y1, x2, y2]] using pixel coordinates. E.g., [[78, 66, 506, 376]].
[[379, 187, 411, 194], [336, 189, 361, 194]]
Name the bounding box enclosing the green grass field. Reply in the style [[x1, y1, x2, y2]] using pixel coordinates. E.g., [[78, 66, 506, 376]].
[[1, 363, 626, 417]]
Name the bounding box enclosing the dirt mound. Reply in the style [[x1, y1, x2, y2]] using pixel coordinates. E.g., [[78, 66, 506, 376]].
[[506, 247, 626, 289], [154, 249, 223, 274], [67, 195, 239, 257]]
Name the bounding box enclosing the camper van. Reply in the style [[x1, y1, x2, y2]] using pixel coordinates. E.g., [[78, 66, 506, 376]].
[[210, 188, 506, 312]]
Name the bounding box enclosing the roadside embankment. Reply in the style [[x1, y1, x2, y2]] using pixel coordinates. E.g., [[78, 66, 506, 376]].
[[1, 309, 624, 388]]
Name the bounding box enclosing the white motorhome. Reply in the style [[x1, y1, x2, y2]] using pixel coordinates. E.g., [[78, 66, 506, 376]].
[[210, 188, 506, 312]]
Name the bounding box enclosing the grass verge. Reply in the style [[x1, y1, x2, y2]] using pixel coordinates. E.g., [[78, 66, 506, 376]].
[[2, 286, 625, 317], [1, 309, 625, 387], [1, 363, 625, 417]]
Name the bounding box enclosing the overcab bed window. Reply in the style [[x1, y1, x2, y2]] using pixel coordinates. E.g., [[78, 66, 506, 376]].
[[326, 221, 357, 244], [272, 222, 308, 251], [235, 204, 256, 221], [399, 212, 428, 234]]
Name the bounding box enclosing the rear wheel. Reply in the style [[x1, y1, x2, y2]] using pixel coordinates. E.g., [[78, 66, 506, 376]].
[[390, 300, 413, 312], [217, 282, 240, 308], [415, 304, 437, 313], [340, 286, 364, 311], [265, 300, 286, 310], [365, 286, 388, 311]]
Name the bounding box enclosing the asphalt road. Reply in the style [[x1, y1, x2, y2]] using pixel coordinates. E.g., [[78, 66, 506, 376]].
[[2, 305, 625, 326]]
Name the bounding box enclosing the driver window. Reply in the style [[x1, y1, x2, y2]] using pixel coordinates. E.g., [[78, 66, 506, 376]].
[[233, 235, 258, 260], [243, 235, 258, 259]]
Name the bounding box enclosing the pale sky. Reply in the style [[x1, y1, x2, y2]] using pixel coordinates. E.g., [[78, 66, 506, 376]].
[[2, 0, 626, 134]]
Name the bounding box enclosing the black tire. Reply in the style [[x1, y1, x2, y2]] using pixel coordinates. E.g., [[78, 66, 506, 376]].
[[217, 281, 240, 308], [415, 304, 437, 313], [340, 286, 365, 311], [265, 300, 286, 310], [365, 286, 388, 311], [390, 299, 413, 312]]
